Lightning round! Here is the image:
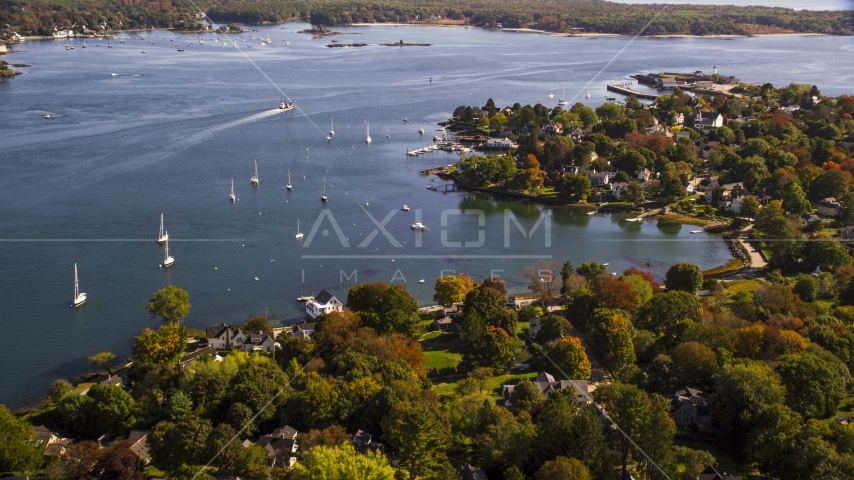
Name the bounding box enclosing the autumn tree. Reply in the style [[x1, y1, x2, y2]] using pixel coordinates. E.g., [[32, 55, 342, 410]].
[[670, 341, 718, 389], [594, 277, 641, 312], [535, 457, 590, 480], [146, 285, 190, 324], [545, 337, 592, 380], [605, 313, 636, 382], [132, 324, 188, 366], [433, 273, 474, 307], [523, 260, 561, 311]]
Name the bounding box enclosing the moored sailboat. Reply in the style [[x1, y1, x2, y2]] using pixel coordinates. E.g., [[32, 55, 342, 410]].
[[251, 160, 259, 185], [73, 263, 87, 307], [158, 213, 168, 244]]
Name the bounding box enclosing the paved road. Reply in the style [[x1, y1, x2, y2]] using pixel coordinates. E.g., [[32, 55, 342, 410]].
[[738, 225, 767, 269], [547, 305, 610, 385]]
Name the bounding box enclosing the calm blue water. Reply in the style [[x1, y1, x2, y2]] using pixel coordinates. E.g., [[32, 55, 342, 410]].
[[1, 25, 853, 407]]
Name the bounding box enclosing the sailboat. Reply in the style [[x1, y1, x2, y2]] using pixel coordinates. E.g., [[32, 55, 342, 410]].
[[321, 177, 328, 202], [295, 219, 304, 239], [73, 263, 87, 307], [366, 122, 372, 144], [287, 170, 293, 190], [162, 238, 174, 267], [230, 178, 236, 202], [330, 119, 334, 136], [251, 160, 259, 185], [158, 213, 168, 244], [142, 46, 146, 54], [586, 85, 591, 99], [549, 83, 554, 99], [558, 88, 568, 106]]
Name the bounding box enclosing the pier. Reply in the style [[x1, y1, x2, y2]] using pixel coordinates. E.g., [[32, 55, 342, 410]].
[[606, 84, 660, 100]]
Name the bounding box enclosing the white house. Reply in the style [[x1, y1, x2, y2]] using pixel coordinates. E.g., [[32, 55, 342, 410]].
[[694, 112, 724, 133], [611, 182, 628, 197], [291, 322, 317, 340], [588, 172, 610, 187], [242, 332, 278, 352], [637, 168, 653, 182], [529, 317, 542, 339], [305, 289, 344, 320], [206, 324, 246, 350], [485, 137, 517, 149]]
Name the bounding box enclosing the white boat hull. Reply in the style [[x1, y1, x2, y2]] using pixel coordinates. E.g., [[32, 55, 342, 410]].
[[163, 257, 174, 267], [73, 293, 87, 307], [158, 234, 168, 244]]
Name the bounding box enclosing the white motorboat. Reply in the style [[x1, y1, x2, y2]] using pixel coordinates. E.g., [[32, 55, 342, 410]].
[[73, 263, 86, 307], [287, 170, 293, 190], [111, 73, 118, 76], [411, 222, 426, 230], [691, 229, 704, 234], [230, 178, 236, 201], [419, 128, 425, 134], [44, 114, 54, 119], [402, 205, 410, 211], [326, 136, 331, 142], [366, 121, 372, 144], [251, 159, 259, 185], [558, 87, 568, 106], [296, 219, 304, 239], [158, 213, 168, 243], [321, 177, 327, 202], [163, 238, 174, 267]]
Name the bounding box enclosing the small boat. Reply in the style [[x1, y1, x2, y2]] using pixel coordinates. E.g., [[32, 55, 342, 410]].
[[586, 86, 591, 99], [287, 170, 293, 190], [142, 47, 146, 54], [549, 83, 554, 99], [73, 263, 86, 307], [411, 222, 426, 230], [691, 229, 704, 234], [295, 219, 304, 239], [321, 177, 328, 202], [586, 211, 596, 216], [603, 263, 610, 266], [605, 96, 616, 101], [366, 122, 372, 144], [330, 119, 334, 136], [286, 41, 290, 45], [111, 73, 118, 76], [326, 136, 331, 142], [163, 238, 174, 267], [44, 114, 54, 119], [82, 41, 87, 48], [419, 128, 425, 134], [403, 118, 408, 123], [427, 185, 437, 191], [558, 87, 568, 106], [158, 213, 168, 244], [402, 205, 410, 211], [251, 159, 259, 185], [419, 279, 425, 283], [177, 46, 184, 52], [230, 178, 236, 202]]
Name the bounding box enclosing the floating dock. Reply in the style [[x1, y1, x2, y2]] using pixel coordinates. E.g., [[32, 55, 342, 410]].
[[606, 84, 660, 100]]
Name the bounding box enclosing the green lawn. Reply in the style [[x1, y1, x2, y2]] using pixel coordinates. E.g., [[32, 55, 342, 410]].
[[674, 438, 757, 477], [424, 348, 463, 371], [431, 371, 539, 399], [71, 382, 95, 395], [144, 465, 169, 477], [724, 279, 761, 294], [821, 395, 854, 425]]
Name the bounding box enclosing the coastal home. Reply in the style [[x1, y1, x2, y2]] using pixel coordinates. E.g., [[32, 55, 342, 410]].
[[569, 126, 585, 141], [500, 372, 589, 407], [841, 226, 854, 241], [729, 194, 744, 214], [206, 324, 246, 350], [528, 317, 542, 339], [242, 332, 278, 353], [127, 430, 151, 464], [637, 168, 653, 183], [610, 182, 628, 197], [291, 322, 317, 340], [256, 425, 299, 467], [682, 181, 695, 193], [176, 345, 216, 371], [588, 172, 610, 187], [668, 387, 712, 427], [694, 112, 724, 133], [351, 429, 385, 455], [817, 197, 841, 217], [305, 289, 344, 320], [484, 137, 517, 150], [33, 426, 72, 457], [671, 113, 685, 126], [539, 123, 563, 139], [433, 315, 455, 331]]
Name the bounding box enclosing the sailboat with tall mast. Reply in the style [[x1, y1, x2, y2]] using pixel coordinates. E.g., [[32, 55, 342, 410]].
[[330, 119, 334, 136], [295, 219, 304, 239], [549, 83, 554, 99], [230, 178, 236, 202], [251, 160, 259, 185], [158, 213, 168, 244], [558, 87, 568, 106], [366, 122, 371, 144], [73, 263, 86, 307], [162, 238, 174, 267], [287, 170, 293, 190], [321, 177, 327, 202]]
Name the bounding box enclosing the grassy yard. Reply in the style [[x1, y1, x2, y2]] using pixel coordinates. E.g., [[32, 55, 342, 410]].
[[70, 382, 95, 395], [674, 438, 757, 477], [703, 258, 744, 277], [431, 371, 539, 399], [724, 279, 761, 294], [424, 348, 463, 371], [821, 395, 854, 425]]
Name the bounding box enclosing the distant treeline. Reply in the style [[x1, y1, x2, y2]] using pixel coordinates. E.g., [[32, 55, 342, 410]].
[[3, 0, 852, 37]]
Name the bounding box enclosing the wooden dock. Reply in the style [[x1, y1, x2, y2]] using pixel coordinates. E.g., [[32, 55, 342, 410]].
[[606, 84, 660, 100]]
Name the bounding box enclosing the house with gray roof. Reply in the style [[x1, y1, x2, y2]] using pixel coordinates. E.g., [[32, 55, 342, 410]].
[[500, 372, 589, 407], [669, 387, 712, 427]]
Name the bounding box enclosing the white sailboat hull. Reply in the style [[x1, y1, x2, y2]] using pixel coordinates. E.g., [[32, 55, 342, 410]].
[[74, 293, 87, 307], [158, 234, 168, 244], [163, 257, 174, 267]]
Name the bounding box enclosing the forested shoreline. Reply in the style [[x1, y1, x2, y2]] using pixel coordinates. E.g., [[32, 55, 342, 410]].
[[2, 0, 851, 40]]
